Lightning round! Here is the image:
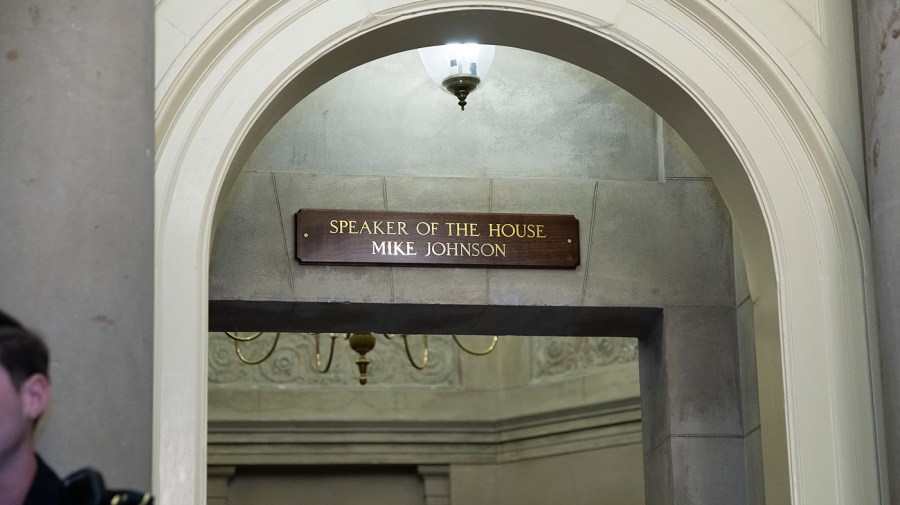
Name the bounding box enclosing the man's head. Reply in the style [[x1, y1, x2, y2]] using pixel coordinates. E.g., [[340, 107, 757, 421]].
[[0, 318, 50, 391], [0, 312, 51, 464], [0, 336, 49, 395]]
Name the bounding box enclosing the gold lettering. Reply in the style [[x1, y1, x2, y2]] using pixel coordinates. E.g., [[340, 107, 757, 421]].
[[488, 223, 546, 239], [421, 241, 508, 258], [417, 221, 438, 236], [373, 241, 417, 255], [394, 241, 416, 256], [445, 222, 481, 237], [338, 220, 414, 235]]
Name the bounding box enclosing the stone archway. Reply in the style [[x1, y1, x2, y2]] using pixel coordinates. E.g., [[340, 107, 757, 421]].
[[154, 2, 881, 504]]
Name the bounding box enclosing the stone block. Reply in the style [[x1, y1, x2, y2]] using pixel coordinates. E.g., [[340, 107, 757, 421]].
[[643, 439, 673, 505], [745, 428, 765, 505], [734, 227, 751, 305], [392, 267, 489, 304], [385, 176, 491, 212], [663, 120, 709, 179], [488, 178, 596, 305], [273, 173, 393, 303], [210, 172, 294, 300], [483, 48, 659, 181], [639, 321, 670, 449], [584, 180, 734, 307], [386, 175, 492, 304], [737, 300, 760, 431], [670, 436, 748, 505], [664, 307, 743, 436], [273, 172, 386, 211]]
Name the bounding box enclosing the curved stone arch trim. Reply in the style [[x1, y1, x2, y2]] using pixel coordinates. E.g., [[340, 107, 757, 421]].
[[608, 5, 881, 501], [668, 6, 883, 498], [154, 1, 883, 504]]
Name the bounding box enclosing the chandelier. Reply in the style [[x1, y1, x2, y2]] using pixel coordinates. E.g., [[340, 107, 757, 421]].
[[224, 332, 498, 385]]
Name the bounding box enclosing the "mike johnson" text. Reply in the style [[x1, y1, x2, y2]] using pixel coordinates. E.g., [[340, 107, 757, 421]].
[[372, 241, 507, 257]]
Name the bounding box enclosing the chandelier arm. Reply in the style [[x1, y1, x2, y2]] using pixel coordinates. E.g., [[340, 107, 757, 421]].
[[452, 335, 499, 356], [225, 331, 264, 342], [401, 334, 428, 370], [314, 333, 338, 373], [233, 332, 281, 365]]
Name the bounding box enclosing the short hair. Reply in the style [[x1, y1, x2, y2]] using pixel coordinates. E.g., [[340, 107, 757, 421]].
[[0, 311, 49, 389]]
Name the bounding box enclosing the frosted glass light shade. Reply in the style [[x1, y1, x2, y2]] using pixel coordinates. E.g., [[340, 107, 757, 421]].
[[418, 44, 495, 109], [418, 43, 495, 88]]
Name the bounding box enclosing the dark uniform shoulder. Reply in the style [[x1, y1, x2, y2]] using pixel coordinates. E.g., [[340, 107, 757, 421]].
[[23, 455, 67, 505]]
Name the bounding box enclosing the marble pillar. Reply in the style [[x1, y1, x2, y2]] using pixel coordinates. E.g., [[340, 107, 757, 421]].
[[0, 0, 154, 491], [858, 1, 900, 501]]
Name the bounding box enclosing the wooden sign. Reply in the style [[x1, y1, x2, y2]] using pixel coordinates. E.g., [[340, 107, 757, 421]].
[[295, 209, 580, 269]]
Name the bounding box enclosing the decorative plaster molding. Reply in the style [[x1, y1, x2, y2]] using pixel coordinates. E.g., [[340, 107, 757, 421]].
[[531, 336, 638, 382]]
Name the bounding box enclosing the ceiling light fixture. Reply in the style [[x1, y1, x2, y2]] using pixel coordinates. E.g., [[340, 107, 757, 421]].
[[225, 332, 498, 385], [418, 43, 495, 110]]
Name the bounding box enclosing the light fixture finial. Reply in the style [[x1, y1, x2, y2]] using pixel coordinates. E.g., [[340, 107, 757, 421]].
[[442, 75, 481, 111]]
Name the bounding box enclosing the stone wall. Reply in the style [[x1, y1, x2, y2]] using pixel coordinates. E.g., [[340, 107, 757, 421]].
[[0, 1, 154, 489]]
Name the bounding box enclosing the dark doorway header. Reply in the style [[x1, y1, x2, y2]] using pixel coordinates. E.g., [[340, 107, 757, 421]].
[[209, 300, 660, 337]]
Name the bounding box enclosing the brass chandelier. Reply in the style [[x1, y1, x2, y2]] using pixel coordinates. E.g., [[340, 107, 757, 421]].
[[224, 331, 498, 385]]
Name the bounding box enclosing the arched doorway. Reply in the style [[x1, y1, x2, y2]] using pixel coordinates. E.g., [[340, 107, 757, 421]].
[[154, 2, 881, 504]]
